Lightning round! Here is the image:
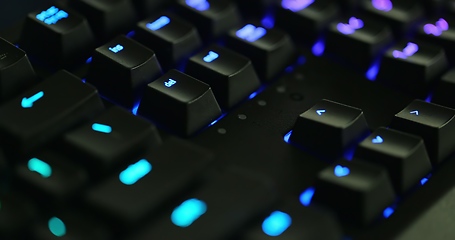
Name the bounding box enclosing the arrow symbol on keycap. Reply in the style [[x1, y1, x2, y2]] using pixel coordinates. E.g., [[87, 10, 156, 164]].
[[316, 109, 326, 116], [372, 136, 383, 144], [21, 91, 44, 108], [410, 110, 419, 116]]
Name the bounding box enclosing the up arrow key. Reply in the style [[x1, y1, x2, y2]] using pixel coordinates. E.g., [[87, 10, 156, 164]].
[[410, 110, 419, 116], [316, 109, 326, 116], [21, 91, 44, 108]]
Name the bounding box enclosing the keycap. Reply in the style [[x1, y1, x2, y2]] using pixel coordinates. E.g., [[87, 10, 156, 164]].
[[138, 69, 221, 136], [361, 0, 424, 37], [32, 210, 111, 240], [376, 41, 448, 97], [185, 45, 261, 109], [131, 0, 169, 17], [175, 0, 241, 40], [390, 99, 455, 164], [69, 0, 137, 41], [313, 158, 395, 224], [0, 70, 104, 157], [325, 15, 393, 69], [275, 0, 340, 43], [354, 127, 432, 193], [290, 99, 369, 158], [241, 198, 342, 240], [85, 138, 212, 228], [0, 193, 37, 239], [432, 68, 455, 109], [128, 167, 277, 240], [20, 5, 95, 66], [134, 13, 202, 69], [63, 106, 162, 173], [0, 37, 36, 101], [225, 23, 295, 81], [15, 150, 89, 201], [416, 17, 455, 63], [86, 35, 162, 108]]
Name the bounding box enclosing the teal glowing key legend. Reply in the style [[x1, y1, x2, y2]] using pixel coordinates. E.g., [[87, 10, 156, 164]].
[[28, 158, 52, 178], [48, 217, 66, 237], [171, 198, 207, 227], [92, 123, 112, 133], [119, 159, 152, 185]]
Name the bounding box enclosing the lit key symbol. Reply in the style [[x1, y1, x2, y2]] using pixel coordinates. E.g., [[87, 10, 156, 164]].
[[262, 211, 292, 237], [334, 165, 350, 177], [372, 135, 383, 144], [281, 0, 314, 12], [21, 91, 44, 108], [337, 17, 364, 35], [393, 42, 419, 59], [186, 0, 210, 11], [236, 24, 267, 42], [28, 157, 52, 178], [424, 18, 449, 37], [164, 79, 177, 88], [119, 159, 152, 185], [203, 51, 219, 63], [92, 123, 112, 134], [410, 110, 419, 116], [372, 0, 393, 12], [36, 6, 69, 25], [109, 44, 124, 53], [146, 16, 170, 31], [171, 198, 207, 227], [48, 217, 66, 237], [316, 109, 326, 116]]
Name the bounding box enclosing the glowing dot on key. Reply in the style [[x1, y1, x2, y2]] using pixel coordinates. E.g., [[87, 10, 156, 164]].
[[262, 211, 292, 237], [337, 17, 364, 35], [186, 0, 210, 11], [48, 217, 66, 237], [28, 158, 52, 178], [119, 159, 152, 185], [236, 24, 267, 42], [109, 44, 124, 53], [299, 187, 315, 206], [92, 123, 112, 134], [282, 0, 314, 12], [203, 51, 219, 63], [171, 198, 207, 227], [146, 16, 170, 31], [393, 42, 418, 59], [372, 0, 393, 12]]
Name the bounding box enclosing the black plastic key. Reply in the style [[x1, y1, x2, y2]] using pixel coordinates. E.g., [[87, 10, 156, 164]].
[[185, 44, 261, 109], [63, 106, 161, 173], [86, 35, 162, 108], [290, 99, 369, 158], [0, 193, 37, 239], [390, 99, 455, 164], [0, 37, 36, 101], [85, 138, 212, 228], [128, 168, 277, 240], [131, 0, 169, 17], [354, 127, 432, 193], [20, 5, 95, 67], [416, 17, 455, 63], [226, 23, 295, 81], [313, 158, 395, 224], [432, 68, 455, 108], [138, 69, 221, 136], [0, 70, 104, 157], [134, 13, 202, 70]]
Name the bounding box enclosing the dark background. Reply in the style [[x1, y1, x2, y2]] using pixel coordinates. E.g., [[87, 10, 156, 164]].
[[0, 0, 54, 30]]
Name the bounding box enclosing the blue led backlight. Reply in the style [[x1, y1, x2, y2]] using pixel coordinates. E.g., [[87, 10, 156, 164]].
[[28, 158, 52, 178], [119, 159, 152, 185], [334, 165, 350, 177], [48, 217, 66, 237], [393, 42, 418, 59], [316, 109, 326, 116], [262, 211, 292, 237], [109, 44, 124, 53], [383, 207, 394, 218], [282, 0, 314, 12], [312, 39, 325, 56], [283, 130, 292, 143], [171, 198, 207, 227], [337, 17, 364, 35], [203, 51, 219, 63], [164, 79, 177, 88], [92, 123, 112, 134], [36, 6, 68, 25], [299, 187, 315, 206], [21, 91, 44, 108], [236, 24, 267, 42], [186, 0, 210, 11], [366, 60, 380, 81], [146, 16, 170, 31], [372, 135, 383, 144]]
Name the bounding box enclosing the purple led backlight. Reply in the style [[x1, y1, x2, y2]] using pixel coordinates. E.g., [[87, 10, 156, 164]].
[[372, 0, 393, 12], [424, 18, 449, 36], [392, 42, 418, 59], [282, 0, 314, 12], [337, 17, 364, 35], [186, 0, 210, 11]]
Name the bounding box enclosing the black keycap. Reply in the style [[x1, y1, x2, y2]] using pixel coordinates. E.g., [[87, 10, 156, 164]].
[[390, 99, 455, 164], [376, 41, 448, 97], [63, 106, 161, 173], [325, 15, 393, 70], [175, 0, 242, 40], [85, 138, 213, 228], [416, 17, 455, 63], [361, 0, 424, 37], [0, 193, 37, 239], [432, 68, 455, 108], [20, 5, 95, 67], [32, 210, 111, 240], [128, 167, 277, 240], [225, 23, 295, 81], [313, 158, 395, 224], [0, 37, 36, 101], [234, 0, 276, 16], [185, 45, 261, 109], [70, 0, 137, 41], [138, 69, 221, 136], [241, 198, 342, 240], [15, 150, 89, 201], [131, 0, 169, 17], [134, 13, 202, 70], [275, 0, 339, 43], [86, 35, 162, 108], [354, 127, 432, 193], [290, 99, 369, 158], [0, 70, 104, 157]]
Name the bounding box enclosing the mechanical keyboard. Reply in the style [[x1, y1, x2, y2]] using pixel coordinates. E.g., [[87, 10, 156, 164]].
[[2, 0, 455, 239]]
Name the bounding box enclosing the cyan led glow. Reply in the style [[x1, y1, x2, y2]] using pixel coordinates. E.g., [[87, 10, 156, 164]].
[[92, 123, 112, 134], [164, 79, 177, 88], [171, 198, 207, 227], [146, 16, 170, 31], [337, 17, 364, 35], [21, 91, 44, 108], [424, 18, 449, 36], [392, 42, 418, 59], [334, 165, 350, 177], [203, 51, 219, 63], [28, 158, 52, 178], [48, 217, 66, 237], [281, 0, 314, 12], [119, 159, 152, 185], [109, 44, 124, 53], [36, 6, 68, 25], [299, 187, 315, 206], [262, 211, 292, 237], [372, 136, 383, 144]]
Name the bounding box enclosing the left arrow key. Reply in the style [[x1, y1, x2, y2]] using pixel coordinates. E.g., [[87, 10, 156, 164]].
[[21, 91, 44, 108]]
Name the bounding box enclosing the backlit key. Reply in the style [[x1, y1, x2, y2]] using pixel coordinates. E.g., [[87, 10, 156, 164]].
[[416, 17, 455, 63]]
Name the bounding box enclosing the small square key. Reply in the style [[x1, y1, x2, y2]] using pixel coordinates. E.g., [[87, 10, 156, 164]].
[[138, 69, 221, 136], [390, 99, 455, 164]]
